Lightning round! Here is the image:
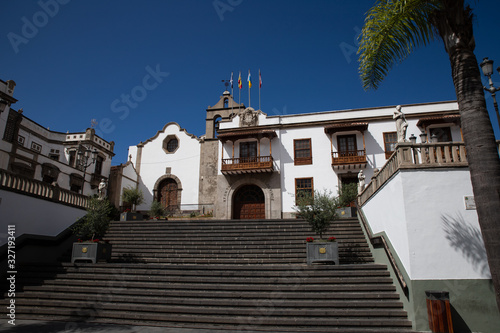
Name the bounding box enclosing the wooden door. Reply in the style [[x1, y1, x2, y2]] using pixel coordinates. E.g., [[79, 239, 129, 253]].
[[159, 178, 178, 211], [233, 185, 265, 219]]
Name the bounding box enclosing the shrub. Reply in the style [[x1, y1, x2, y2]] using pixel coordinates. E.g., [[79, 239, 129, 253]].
[[338, 182, 358, 207], [72, 197, 112, 241], [149, 200, 165, 218], [121, 186, 144, 212], [294, 190, 338, 239]]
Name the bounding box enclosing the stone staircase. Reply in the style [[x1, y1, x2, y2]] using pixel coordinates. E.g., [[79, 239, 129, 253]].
[[106, 218, 372, 265], [3, 218, 419, 332]]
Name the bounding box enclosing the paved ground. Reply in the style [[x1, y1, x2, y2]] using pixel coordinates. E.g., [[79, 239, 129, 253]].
[[0, 320, 268, 333]]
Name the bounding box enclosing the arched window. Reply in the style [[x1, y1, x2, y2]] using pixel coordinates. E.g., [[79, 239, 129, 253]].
[[214, 116, 222, 137], [224, 98, 228, 108]]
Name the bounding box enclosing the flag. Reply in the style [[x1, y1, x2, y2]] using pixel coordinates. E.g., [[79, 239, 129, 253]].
[[230, 72, 233, 89], [259, 69, 262, 88], [238, 72, 242, 89], [248, 70, 252, 89]]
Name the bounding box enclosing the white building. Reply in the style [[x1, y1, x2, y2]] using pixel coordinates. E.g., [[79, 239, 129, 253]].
[[115, 90, 461, 220], [111, 90, 500, 332], [0, 78, 115, 246], [0, 79, 115, 196]]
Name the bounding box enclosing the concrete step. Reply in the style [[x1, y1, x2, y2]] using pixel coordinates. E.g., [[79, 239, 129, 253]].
[[5, 217, 418, 331]]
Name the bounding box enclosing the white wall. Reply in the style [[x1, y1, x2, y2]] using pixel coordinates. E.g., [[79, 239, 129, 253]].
[[117, 162, 138, 207], [130, 123, 200, 211], [0, 189, 86, 246], [280, 126, 337, 213], [218, 102, 460, 217], [362, 168, 490, 280]]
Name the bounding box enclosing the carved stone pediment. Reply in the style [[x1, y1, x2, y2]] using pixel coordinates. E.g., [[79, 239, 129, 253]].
[[239, 107, 259, 127]]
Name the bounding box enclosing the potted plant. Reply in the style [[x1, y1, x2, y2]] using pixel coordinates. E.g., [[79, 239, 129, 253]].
[[294, 190, 340, 265], [149, 200, 166, 220], [120, 185, 144, 221], [71, 197, 112, 264], [336, 182, 358, 218]]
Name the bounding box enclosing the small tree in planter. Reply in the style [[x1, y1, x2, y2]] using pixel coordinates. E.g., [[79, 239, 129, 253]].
[[121, 185, 144, 212], [294, 190, 339, 239], [337, 182, 359, 218], [149, 200, 165, 220], [71, 197, 113, 263], [294, 190, 340, 265], [120, 186, 144, 221], [72, 197, 112, 241]]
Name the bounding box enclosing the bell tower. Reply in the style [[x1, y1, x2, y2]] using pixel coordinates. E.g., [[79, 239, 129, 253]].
[[205, 91, 244, 139], [199, 91, 244, 216]]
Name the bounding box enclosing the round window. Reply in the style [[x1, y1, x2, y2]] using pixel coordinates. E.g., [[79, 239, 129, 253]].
[[166, 138, 178, 152]]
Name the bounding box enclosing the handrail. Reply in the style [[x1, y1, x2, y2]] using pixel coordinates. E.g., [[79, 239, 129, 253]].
[[0, 169, 89, 209], [359, 142, 467, 205]]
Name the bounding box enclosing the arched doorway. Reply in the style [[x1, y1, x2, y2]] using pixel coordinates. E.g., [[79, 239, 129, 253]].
[[233, 184, 265, 219], [158, 178, 178, 212]]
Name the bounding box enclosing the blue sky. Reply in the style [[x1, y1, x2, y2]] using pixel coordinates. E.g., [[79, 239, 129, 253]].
[[2, 0, 500, 165]]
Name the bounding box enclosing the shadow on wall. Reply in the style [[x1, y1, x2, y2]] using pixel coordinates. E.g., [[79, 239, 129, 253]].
[[441, 213, 490, 278]]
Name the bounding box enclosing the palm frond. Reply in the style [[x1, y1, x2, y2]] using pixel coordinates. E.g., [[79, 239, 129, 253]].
[[358, 0, 442, 90]]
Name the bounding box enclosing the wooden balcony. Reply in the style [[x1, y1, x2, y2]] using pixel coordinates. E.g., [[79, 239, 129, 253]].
[[331, 150, 367, 169], [221, 156, 274, 175]]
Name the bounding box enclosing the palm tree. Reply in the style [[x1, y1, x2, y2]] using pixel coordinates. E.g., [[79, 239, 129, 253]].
[[358, 0, 500, 309]]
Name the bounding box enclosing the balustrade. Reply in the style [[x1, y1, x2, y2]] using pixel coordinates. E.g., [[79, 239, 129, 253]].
[[359, 142, 468, 205], [0, 169, 88, 209]]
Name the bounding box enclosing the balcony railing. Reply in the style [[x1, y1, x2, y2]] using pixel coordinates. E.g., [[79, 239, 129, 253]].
[[359, 142, 467, 206], [0, 169, 89, 209], [331, 150, 367, 167], [221, 156, 274, 174]]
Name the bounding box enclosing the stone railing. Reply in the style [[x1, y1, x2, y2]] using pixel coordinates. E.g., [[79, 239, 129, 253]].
[[359, 142, 468, 206], [0, 169, 88, 209]]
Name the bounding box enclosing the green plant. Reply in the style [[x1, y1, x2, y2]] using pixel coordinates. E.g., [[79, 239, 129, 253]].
[[294, 190, 338, 240], [121, 185, 144, 212], [190, 212, 198, 218], [338, 182, 358, 207], [149, 200, 165, 218], [72, 197, 112, 241]]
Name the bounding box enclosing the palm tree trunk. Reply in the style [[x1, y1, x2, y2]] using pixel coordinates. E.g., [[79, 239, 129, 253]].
[[448, 43, 500, 310]]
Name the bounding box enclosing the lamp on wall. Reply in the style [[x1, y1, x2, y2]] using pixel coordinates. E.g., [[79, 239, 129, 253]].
[[76, 145, 98, 170], [67, 144, 98, 193], [479, 57, 500, 132], [419, 131, 428, 143]]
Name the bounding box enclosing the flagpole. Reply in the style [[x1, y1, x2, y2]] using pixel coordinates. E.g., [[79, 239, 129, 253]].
[[259, 69, 261, 111], [248, 69, 251, 108], [238, 71, 241, 112], [230, 72, 234, 113]]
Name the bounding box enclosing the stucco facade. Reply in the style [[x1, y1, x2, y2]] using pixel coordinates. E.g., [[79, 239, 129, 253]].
[[115, 90, 461, 221]]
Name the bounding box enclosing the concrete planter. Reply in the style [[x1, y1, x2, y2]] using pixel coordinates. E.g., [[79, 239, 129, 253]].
[[120, 212, 143, 221], [71, 242, 112, 264], [306, 241, 339, 265], [336, 207, 357, 218]]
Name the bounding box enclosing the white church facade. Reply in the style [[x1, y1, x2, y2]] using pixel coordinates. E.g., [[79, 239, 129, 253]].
[[112, 90, 462, 219]]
